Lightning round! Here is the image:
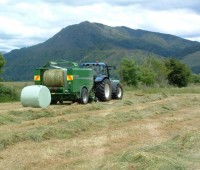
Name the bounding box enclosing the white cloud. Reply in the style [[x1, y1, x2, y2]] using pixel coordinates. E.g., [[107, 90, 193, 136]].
[[0, 0, 200, 52], [139, 9, 200, 36]]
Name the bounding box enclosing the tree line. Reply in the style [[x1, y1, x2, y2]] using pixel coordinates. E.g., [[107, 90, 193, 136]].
[[119, 57, 199, 87], [0, 52, 5, 81], [1, 52, 200, 88], [0, 53, 18, 102]]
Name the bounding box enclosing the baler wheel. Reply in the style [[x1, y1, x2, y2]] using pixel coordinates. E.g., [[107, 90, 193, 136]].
[[79, 87, 89, 104], [50, 99, 57, 105]]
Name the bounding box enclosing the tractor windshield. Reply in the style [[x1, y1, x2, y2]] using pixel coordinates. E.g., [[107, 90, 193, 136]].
[[81, 64, 108, 77]]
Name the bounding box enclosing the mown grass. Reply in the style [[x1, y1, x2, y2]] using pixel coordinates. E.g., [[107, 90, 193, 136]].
[[0, 102, 107, 150], [101, 131, 200, 170], [0, 110, 54, 125], [1, 93, 199, 152], [0, 115, 108, 151], [1, 87, 200, 169]]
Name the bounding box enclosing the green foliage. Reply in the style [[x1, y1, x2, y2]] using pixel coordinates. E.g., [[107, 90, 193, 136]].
[[139, 58, 157, 86], [148, 57, 168, 86], [119, 59, 139, 86], [0, 84, 18, 102], [166, 59, 191, 87], [140, 67, 156, 85], [0, 53, 5, 81], [190, 74, 200, 84], [119, 57, 169, 87]]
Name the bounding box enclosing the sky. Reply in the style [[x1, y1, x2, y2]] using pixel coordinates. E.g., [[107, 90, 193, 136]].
[[1, 0, 200, 52]]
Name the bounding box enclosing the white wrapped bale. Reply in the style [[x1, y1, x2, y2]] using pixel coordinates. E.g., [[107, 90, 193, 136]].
[[21, 85, 51, 108]]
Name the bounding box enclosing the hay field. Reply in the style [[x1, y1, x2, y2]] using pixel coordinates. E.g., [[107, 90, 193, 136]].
[[0, 86, 200, 169]]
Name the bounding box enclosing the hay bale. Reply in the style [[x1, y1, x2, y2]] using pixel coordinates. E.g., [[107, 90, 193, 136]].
[[21, 85, 51, 108], [43, 69, 64, 87]]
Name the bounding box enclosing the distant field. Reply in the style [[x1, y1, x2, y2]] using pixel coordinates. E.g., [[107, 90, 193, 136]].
[[0, 82, 33, 93], [0, 87, 200, 169], [0, 82, 34, 102]]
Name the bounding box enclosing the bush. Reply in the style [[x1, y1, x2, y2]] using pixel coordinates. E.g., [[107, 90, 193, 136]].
[[119, 59, 139, 86], [0, 53, 5, 74], [0, 84, 18, 102], [190, 74, 200, 84], [139, 67, 156, 86], [166, 59, 191, 87]]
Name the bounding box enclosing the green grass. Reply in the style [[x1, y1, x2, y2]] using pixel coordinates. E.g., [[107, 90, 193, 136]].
[[142, 86, 200, 94], [0, 82, 33, 102], [124, 84, 200, 95]]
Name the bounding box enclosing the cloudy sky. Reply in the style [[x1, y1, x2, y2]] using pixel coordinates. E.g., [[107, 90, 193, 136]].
[[1, 0, 200, 52]]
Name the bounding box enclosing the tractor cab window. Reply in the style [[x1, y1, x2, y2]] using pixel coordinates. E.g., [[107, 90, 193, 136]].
[[99, 65, 107, 75], [93, 66, 100, 77], [81, 64, 108, 77]]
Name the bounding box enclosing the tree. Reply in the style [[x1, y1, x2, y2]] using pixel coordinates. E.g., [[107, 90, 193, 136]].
[[0, 53, 5, 81], [0, 53, 5, 73], [149, 57, 168, 86], [139, 57, 168, 86], [166, 59, 191, 87], [119, 59, 139, 86], [139, 61, 156, 86]]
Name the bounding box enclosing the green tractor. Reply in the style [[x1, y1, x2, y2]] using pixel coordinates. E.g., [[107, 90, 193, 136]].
[[33, 60, 123, 105], [81, 62, 123, 101]]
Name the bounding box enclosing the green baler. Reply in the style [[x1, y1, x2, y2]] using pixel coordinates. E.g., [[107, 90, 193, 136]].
[[34, 60, 94, 104]]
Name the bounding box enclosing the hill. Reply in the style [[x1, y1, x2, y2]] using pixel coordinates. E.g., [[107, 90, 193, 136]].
[[3, 21, 200, 81], [0, 51, 7, 55], [182, 51, 200, 73]]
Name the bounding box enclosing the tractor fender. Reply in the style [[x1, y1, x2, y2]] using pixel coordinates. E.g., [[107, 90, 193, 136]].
[[94, 75, 108, 83]]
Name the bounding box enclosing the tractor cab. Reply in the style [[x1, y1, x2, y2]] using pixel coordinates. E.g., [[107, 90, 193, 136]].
[[81, 62, 114, 82]]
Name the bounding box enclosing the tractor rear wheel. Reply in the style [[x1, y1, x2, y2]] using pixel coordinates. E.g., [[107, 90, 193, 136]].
[[79, 87, 89, 104], [112, 84, 123, 99], [95, 79, 111, 101]]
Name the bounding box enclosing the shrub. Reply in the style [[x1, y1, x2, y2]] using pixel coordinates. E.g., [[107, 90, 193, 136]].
[[119, 59, 139, 86], [0, 84, 18, 102], [190, 74, 200, 84], [166, 59, 191, 87]]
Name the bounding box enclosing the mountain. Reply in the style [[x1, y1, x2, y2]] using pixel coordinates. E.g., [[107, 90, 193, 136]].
[[0, 51, 7, 55], [3, 21, 200, 81]]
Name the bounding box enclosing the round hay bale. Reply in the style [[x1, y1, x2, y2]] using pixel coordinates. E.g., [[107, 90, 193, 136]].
[[43, 69, 64, 87], [21, 85, 51, 108]]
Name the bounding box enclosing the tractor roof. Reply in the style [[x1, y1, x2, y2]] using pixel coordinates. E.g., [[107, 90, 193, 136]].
[[81, 62, 107, 66]]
